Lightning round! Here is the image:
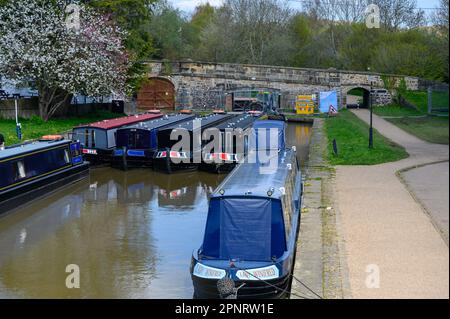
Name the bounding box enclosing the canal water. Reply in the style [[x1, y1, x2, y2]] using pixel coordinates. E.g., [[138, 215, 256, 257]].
[[0, 123, 312, 298]]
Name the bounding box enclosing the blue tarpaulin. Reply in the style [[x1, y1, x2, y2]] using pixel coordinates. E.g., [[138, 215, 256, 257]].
[[220, 198, 272, 261], [319, 91, 338, 113], [201, 197, 286, 262]]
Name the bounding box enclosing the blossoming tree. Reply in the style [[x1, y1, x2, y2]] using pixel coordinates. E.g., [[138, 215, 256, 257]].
[[0, 0, 129, 121]]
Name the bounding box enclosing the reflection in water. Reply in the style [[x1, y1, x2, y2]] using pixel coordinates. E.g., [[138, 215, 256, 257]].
[[0, 123, 311, 298], [285, 122, 312, 168]]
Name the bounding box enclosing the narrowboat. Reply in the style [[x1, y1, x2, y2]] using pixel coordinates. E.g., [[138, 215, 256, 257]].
[[249, 120, 287, 152], [200, 113, 260, 174], [191, 148, 302, 299], [72, 112, 163, 164], [0, 137, 89, 214], [153, 113, 235, 174], [111, 113, 196, 169]]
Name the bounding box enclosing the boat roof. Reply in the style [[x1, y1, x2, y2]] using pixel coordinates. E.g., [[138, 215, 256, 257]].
[[117, 114, 196, 132], [253, 119, 286, 130], [250, 120, 286, 151], [158, 114, 235, 132], [0, 140, 70, 161], [214, 113, 258, 131], [211, 148, 297, 200], [74, 113, 163, 130]]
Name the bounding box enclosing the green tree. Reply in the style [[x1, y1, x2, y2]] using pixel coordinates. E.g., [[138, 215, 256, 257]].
[[84, 0, 157, 91], [148, 1, 193, 60]]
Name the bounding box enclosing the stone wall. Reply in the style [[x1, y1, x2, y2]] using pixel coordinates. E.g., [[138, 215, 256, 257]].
[[372, 90, 392, 106], [145, 60, 427, 109], [170, 74, 331, 109]]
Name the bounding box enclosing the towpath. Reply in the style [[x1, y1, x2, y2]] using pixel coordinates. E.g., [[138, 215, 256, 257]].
[[335, 109, 449, 298]]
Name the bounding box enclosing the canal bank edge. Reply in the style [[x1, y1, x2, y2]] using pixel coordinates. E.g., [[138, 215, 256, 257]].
[[291, 118, 351, 299]]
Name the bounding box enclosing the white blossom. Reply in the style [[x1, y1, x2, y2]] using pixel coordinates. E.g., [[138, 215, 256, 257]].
[[0, 0, 130, 119]]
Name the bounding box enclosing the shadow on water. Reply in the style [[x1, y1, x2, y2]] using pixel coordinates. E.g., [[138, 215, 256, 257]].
[[0, 123, 312, 298]]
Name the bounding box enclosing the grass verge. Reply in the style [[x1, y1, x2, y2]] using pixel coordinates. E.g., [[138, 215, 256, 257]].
[[325, 109, 409, 165], [0, 110, 121, 145], [373, 104, 423, 117], [403, 90, 449, 113], [386, 116, 449, 145]]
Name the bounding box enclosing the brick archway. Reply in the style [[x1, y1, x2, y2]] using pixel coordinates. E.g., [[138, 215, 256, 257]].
[[137, 77, 175, 110]]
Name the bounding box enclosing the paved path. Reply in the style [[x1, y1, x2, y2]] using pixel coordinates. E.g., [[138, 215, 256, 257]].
[[335, 109, 449, 299], [401, 162, 449, 244]]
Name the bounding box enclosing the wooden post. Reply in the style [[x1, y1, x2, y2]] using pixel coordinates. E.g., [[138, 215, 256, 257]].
[[427, 86, 432, 114]]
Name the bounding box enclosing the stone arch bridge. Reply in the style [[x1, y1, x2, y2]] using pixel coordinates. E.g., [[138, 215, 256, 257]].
[[139, 60, 432, 111]]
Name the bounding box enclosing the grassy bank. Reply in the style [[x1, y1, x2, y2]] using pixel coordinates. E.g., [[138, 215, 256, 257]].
[[372, 90, 449, 144], [325, 110, 408, 165], [403, 90, 449, 113], [386, 116, 449, 145], [374, 90, 449, 116], [373, 104, 423, 117], [0, 111, 121, 145]]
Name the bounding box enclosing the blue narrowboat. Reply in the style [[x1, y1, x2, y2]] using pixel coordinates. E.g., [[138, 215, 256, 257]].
[[191, 147, 303, 299], [72, 112, 163, 164], [153, 113, 235, 174], [249, 120, 287, 152], [199, 113, 260, 174], [111, 113, 196, 169], [0, 137, 89, 214]]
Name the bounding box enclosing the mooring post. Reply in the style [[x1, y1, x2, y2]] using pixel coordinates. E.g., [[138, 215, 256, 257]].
[[332, 139, 338, 156], [427, 86, 433, 115], [369, 84, 373, 149]]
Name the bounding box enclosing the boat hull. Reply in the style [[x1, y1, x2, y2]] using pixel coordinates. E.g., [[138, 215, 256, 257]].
[[192, 274, 290, 299], [199, 162, 237, 174], [153, 155, 198, 174], [111, 149, 155, 170], [0, 163, 89, 215], [82, 149, 113, 165]]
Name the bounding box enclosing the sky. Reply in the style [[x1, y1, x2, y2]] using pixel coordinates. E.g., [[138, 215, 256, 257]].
[[169, 0, 441, 14]]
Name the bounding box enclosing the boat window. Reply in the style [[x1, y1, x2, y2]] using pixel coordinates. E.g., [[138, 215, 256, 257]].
[[64, 149, 70, 164], [0, 146, 72, 190], [71, 144, 81, 158], [16, 161, 26, 180], [91, 130, 96, 148]]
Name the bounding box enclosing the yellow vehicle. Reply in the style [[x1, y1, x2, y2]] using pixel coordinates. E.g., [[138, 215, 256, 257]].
[[296, 95, 314, 115]]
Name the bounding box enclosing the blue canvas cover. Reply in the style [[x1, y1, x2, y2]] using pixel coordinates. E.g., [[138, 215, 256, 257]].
[[250, 120, 286, 151], [220, 198, 272, 261], [202, 197, 286, 262]]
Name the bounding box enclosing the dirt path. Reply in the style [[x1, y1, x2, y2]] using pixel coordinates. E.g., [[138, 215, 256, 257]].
[[335, 109, 449, 299]]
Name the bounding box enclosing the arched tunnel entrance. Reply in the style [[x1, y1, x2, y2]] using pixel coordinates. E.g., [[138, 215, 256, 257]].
[[346, 87, 370, 109]]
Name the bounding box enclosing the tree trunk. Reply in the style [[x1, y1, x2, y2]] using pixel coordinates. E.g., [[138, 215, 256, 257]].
[[37, 82, 69, 122]]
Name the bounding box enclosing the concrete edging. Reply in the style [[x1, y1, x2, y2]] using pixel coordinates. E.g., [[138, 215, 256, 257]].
[[291, 118, 350, 299]]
